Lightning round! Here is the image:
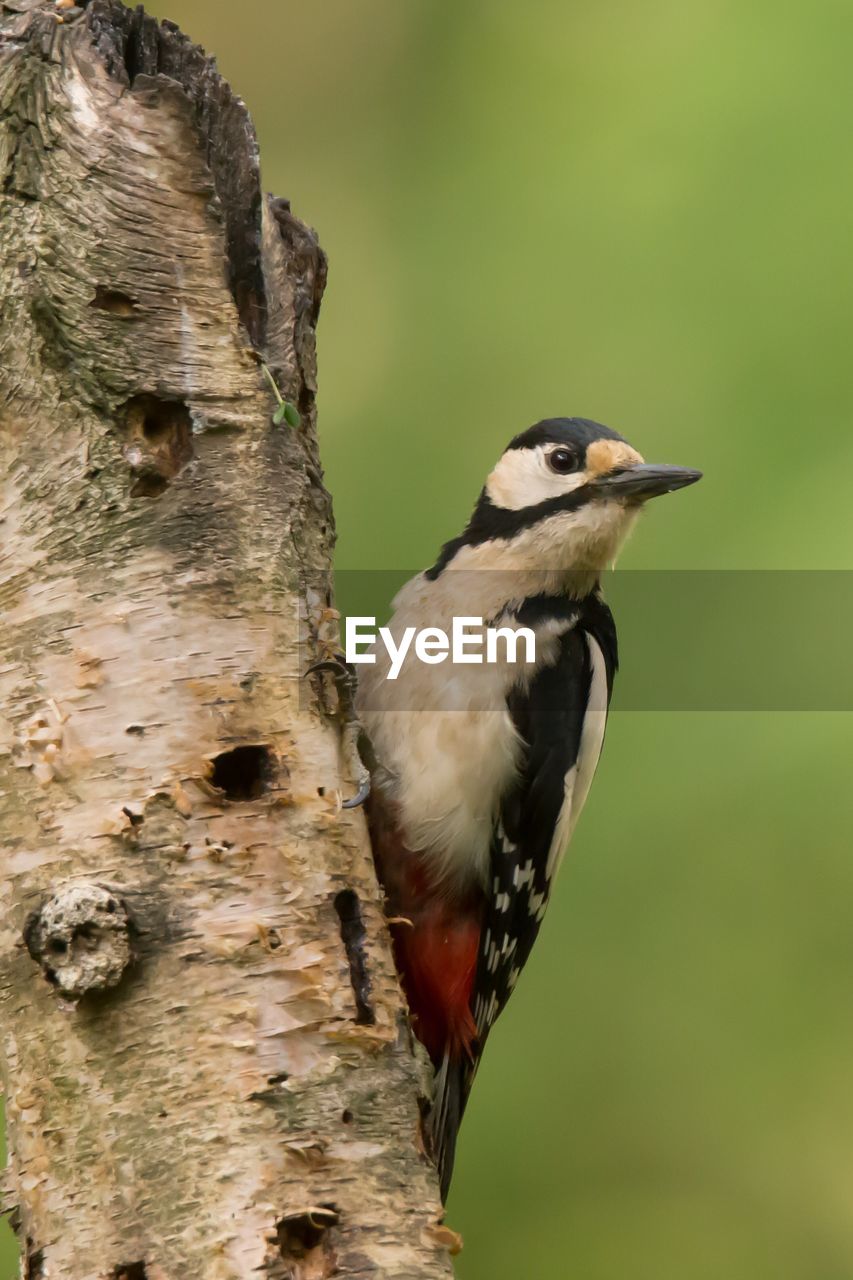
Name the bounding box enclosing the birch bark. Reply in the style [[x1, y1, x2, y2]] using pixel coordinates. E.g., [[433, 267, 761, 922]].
[[0, 2, 453, 1275]]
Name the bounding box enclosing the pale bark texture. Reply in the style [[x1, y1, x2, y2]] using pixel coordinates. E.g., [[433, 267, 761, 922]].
[[0, 2, 455, 1275]]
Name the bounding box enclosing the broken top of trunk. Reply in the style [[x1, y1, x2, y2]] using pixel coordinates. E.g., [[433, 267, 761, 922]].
[[0, 2, 455, 1275]]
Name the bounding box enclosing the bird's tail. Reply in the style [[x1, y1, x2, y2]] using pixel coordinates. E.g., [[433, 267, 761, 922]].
[[430, 1050, 476, 1200]]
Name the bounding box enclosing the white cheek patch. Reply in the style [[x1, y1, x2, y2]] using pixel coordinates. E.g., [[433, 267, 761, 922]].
[[486, 446, 586, 511]]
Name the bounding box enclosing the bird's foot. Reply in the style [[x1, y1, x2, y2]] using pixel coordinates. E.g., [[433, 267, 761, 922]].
[[304, 653, 372, 809]]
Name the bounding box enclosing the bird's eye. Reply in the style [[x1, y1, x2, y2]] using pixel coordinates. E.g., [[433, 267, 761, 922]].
[[547, 447, 579, 474]]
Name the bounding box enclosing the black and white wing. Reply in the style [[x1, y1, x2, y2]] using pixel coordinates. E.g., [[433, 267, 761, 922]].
[[475, 598, 617, 1040], [432, 596, 617, 1197]]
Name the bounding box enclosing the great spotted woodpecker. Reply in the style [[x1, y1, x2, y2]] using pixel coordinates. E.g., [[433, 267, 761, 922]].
[[356, 417, 701, 1198]]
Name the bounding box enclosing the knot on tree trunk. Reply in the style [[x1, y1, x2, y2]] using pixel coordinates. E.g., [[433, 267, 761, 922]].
[[23, 884, 132, 1001]]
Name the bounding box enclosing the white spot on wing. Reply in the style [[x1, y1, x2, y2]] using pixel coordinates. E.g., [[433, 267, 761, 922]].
[[513, 860, 534, 888]]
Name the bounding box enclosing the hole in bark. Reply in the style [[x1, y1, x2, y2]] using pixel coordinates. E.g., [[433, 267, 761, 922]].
[[120, 395, 193, 497], [141, 404, 180, 444], [90, 286, 138, 317], [211, 745, 274, 800], [341, 1108, 353, 1125], [276, 1206, 339, 1258], [113, 1265, 147, 1280], [131, 472, 170, 498], [74, 921, 101, 949], [333, 890, 375, 1026]]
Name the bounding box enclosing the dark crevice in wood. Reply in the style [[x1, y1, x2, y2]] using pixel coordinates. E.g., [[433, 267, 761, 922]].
[[24, 1243, 44, 1279], [417, 1093, 433, 1160], [333, 890, 375, 1025]]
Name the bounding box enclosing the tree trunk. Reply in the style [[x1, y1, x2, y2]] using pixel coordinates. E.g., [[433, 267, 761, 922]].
[[0, 2, 454, 1275]]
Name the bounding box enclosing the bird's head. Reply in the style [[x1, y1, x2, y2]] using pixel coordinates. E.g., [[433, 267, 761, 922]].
[[428, 418, 701, 586]]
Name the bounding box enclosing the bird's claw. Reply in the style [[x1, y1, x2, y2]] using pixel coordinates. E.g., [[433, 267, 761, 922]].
[[305, 654, 373, 810], [341, 778, 371, 810], [303, 654, 357, 688]]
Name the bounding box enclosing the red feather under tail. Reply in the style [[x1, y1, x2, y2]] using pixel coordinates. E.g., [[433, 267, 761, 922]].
[[367, 796, 484, 1195]]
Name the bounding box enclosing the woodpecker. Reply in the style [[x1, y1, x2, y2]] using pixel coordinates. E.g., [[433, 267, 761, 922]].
[[355, 417, 701, 1198]]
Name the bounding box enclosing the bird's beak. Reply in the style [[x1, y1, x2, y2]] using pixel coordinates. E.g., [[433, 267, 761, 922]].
[[590, 463, 703, 501]]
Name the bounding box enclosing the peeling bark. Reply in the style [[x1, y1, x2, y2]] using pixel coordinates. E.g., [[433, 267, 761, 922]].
[[0, 2, 453, 1275]]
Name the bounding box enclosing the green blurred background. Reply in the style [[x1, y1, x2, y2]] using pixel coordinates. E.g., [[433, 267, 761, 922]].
[[4, 1, 853, 1275]]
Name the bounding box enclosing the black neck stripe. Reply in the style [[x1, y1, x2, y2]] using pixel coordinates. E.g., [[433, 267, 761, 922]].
[[426, 488, 593, 580]]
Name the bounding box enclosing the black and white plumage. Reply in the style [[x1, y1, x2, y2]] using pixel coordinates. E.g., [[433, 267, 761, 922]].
[[477, 590, 618, 1031], [429, 590, 619, 1187], [357, 417, 701, 1198]]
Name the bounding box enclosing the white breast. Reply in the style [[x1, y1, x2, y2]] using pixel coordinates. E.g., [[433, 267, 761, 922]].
[[365, 702, 521, 889], [356, 570, 579, 892]]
